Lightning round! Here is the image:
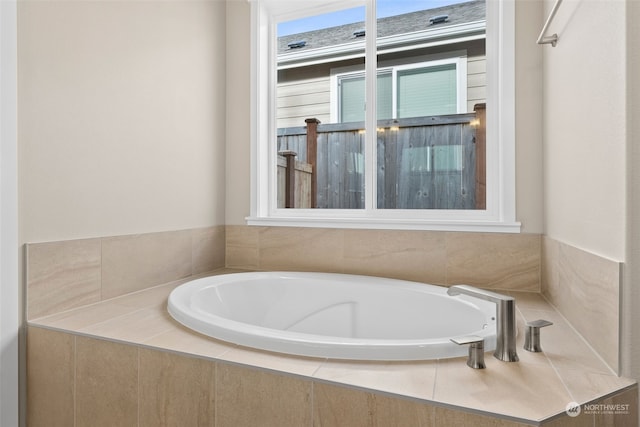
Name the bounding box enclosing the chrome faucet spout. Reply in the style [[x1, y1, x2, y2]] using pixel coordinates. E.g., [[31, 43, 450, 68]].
[[447, 285, 519, 362]]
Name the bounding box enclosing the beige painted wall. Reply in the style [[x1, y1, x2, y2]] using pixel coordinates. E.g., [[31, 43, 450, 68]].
[[542, 0, 627, 261], [623, 0, 640, 387], [515, 0, 544, 234], [225, 0, 252, 226], [18, 0, 227, 244], [539, 0, 636, 391], [224, 0, 545, 233]]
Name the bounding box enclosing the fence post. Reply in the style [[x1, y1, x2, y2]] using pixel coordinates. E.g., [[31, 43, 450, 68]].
[[473, 103, 486, 210], [305, 118, 320, 208], [280, 150, 297, 208]]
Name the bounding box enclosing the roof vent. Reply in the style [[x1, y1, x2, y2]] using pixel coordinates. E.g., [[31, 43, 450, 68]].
[[429, 15, 449, 25], [287, 40, 307, 49], [353, 29, 365, 38]]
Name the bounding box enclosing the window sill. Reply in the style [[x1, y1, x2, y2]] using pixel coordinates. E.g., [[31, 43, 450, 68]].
[[246, 216, 521, 233]]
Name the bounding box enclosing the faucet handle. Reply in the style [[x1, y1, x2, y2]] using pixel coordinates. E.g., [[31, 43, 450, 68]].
[[451, 336, 486, 369], [524, 319, 553, 352]]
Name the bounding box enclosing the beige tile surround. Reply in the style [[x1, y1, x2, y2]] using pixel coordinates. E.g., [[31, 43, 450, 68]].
[[226, 226, 541, 291], [542, 236, 622, 374], [25, 226, 637, 426], [27, 280, 637, 426], [227, 226, 623, 374], [26, 226, 225, 320]]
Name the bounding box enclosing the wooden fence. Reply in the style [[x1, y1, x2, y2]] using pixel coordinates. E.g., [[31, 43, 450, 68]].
[[277, 151, 312, 208], [277, 104, 485, 210]]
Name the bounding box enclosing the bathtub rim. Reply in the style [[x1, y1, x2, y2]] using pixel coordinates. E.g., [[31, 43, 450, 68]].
[[167, 271, 498, 361]]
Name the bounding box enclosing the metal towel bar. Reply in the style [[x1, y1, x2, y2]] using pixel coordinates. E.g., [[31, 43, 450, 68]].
[[537, 0, 563, 47]]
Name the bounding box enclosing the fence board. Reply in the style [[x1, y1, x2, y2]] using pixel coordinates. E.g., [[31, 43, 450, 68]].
[[277, 156, 312, 208], [277, 113, 480, 210]]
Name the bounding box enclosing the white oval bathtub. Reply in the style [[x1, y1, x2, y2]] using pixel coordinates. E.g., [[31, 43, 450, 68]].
[[167, 271, 497, 361]]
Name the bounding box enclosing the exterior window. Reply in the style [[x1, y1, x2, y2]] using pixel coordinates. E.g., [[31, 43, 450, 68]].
[[249, 0, 519, 232], [337, 70, 392, 122], [339, 73, 367, 122], [335, 59, 465, 123], [397, 63, 458, 117]]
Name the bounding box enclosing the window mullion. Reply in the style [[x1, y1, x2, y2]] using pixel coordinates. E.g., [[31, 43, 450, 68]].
[[364, 0, 377, 212]]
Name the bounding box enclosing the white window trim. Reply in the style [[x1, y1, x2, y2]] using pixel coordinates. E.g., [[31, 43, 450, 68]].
[[0, 1, 20, 425], [393, 58, 467, 117], [248, 0, 520, 233], [330, 55, 468, 123]]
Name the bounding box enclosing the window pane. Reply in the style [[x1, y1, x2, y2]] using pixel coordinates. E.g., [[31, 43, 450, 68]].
[[376, 0, 486, 210], [340, 75, 365, 123], [377, 71, 393, 120], [339, 72, 392, 123], [277, 6, 366, 209], [274, 0, 486, 212], [397, 64, 457, 118]]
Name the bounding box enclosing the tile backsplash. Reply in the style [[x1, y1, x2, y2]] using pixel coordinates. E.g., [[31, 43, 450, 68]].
[[542, 236, 621, 374], [25, 224, 622, 375], [25, 226, 225, 320], [225, 225, 542, 291], [26, 237, 102, 320]]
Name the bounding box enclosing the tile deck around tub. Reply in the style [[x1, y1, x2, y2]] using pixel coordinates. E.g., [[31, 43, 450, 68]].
[[28, 269, 636, 423]]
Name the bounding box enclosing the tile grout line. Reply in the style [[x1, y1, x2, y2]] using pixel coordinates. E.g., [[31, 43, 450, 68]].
[[538, 292, 619, 377], [214, 362, 218, 427], [99, 237, 104, 303], [431, 358, 439, 401], [515, 302, 577, 405], [190, 228, 195, 278], [137, 346, 141, 427], [309, 380, 314, 426], [73, 335, 77, 427]]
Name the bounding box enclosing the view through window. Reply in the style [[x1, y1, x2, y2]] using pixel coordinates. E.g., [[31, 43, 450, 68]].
[[275, 0, 486, 210]]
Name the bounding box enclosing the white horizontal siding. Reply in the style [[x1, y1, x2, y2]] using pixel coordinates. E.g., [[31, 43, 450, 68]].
[[467, 54, 486, 112], [277, 91, 327, 109], [467, 72, 485, 88], [277, 76, 331, 128], [467, 55, 486, 74], [277, 54, 487, 125]]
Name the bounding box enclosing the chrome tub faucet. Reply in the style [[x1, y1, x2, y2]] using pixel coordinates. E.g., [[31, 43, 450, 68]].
[[447, 285, 519, 362]]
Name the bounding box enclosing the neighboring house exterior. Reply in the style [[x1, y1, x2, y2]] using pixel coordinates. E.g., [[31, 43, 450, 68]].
[[276, 0, 486, 129]]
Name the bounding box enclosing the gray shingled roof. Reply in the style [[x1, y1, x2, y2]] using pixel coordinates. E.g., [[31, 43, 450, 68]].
[[278, 0, 485, 54]]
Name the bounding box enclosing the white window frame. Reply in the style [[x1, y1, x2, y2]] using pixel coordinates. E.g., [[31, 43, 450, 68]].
[[248, 0, 520, 233], [330, 54, 468, 123], [0, 1, 19, 425]]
